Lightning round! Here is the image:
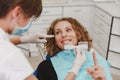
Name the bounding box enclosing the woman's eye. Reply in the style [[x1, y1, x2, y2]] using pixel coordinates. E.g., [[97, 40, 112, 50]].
[[55, 31, 61, 35], [66, 29, 72, 32]]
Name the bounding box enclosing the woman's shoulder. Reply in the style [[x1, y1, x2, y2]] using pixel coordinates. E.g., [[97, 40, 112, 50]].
[[36, 60, 58, 80], [37, 60, 52, 71]]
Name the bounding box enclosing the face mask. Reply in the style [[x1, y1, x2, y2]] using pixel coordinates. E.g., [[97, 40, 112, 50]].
[[12, 18, 33, 35]]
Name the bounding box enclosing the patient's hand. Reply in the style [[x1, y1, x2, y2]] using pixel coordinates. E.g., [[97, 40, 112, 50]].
[[69, 46, 86, 76], [87, 52, 106, 80]]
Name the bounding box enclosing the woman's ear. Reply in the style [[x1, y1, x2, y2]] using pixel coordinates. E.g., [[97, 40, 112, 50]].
[[55, 42, 57, 46], [77, 34, 81, 41]]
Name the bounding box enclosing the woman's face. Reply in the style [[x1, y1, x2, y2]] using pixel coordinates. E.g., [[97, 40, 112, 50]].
[[54, 21, 78, 49]]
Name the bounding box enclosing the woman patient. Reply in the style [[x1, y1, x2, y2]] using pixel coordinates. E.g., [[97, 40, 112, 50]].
[[35, 17, 112, 80]]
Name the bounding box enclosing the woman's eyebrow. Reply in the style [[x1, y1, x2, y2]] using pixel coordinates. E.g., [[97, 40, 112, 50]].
[[55, 26, 72, 31], [65, 26, 72, 29], [55, 28, 61, 31], [54, 29, 62, 33]]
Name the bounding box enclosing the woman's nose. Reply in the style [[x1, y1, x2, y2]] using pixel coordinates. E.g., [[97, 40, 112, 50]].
[[62, 31, 67, 38]]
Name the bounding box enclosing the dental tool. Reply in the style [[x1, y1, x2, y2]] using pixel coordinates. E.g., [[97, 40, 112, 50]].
[[78, 42, 88, 50], [38, 34, 54, 39], [64, 41, 76, 50], [64, 41, 88, 50]]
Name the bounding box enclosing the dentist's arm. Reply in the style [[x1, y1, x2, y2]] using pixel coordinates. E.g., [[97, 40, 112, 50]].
[[10, 37, 21, 45], [10, 33, 54, 45], [25, 74, 38, 80]]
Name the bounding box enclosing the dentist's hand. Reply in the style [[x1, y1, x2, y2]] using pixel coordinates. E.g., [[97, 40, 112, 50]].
[[69, 46, 86, 76], [20, 33, 54, 43]]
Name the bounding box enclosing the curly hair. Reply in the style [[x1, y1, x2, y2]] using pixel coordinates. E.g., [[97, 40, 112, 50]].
[[45, 17, 92, 56]]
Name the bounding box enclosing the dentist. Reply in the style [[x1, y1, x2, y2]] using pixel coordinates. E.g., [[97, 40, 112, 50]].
[[0, 0, 42, 80]]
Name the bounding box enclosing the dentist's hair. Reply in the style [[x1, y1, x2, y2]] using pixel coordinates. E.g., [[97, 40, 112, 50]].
[[45, 17, 92, 56], [0, 0, 42, 19]]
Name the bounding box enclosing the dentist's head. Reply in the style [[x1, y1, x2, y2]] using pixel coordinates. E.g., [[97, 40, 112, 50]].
[[0, 0, 42, 35]]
